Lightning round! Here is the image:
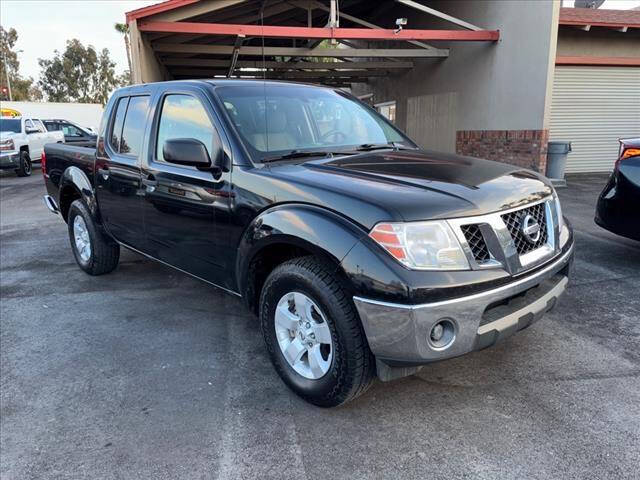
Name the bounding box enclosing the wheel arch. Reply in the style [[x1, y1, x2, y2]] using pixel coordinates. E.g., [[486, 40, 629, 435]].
[[59, 166, 99, 222], [236, 204, 366, 315]]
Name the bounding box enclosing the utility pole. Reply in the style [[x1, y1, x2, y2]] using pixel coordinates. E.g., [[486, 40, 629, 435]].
[[2, 50, 13, 101]]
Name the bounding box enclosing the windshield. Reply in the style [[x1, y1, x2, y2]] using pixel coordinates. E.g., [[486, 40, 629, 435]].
[[215, 85, 415, 161], [0, 118, 21, 133]]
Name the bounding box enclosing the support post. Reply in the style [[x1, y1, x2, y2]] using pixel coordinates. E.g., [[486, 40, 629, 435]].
[[227, 34, 245, 77]]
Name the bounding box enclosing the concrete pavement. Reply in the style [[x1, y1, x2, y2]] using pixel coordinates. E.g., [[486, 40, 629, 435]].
[[1, 170, 638, 479]]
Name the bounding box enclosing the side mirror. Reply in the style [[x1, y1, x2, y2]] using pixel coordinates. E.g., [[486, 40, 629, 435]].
[[163, 138, 212, 170], [26, 127, 39, 134]]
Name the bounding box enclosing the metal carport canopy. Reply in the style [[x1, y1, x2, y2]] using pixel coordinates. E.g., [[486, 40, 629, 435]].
[[126, 0, 500, 86]]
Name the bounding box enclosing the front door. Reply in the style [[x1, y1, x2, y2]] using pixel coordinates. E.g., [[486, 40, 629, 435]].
[[61, 122, 88, 144], [95, 95, 150, 249], [25, 119, 45, 160], [140, 90, 233, 289]]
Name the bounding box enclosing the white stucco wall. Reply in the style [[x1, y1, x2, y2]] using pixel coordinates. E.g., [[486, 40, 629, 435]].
[[353, 0, 560, 151], [0, 101, 104, 130]]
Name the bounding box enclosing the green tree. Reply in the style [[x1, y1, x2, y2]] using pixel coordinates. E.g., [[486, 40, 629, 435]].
[[37, 54, 67, 102], [0, 26, 40, 101], [114, 23, 132, 84], [38, 39, 124, 104]]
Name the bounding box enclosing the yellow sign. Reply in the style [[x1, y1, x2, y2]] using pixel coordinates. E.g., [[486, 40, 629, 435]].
[[1, 108, 21, 117]]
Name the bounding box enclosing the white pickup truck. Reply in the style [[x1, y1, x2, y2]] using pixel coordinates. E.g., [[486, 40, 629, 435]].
[[0, 116, 65, 177]]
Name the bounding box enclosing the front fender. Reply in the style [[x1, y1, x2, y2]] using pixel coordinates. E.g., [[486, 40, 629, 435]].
[[236, 204, 367, 293], [60, 166, 98, 218]]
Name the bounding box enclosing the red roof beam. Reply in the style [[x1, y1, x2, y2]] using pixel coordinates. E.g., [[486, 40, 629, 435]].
[[126, 0, 199, 23], [138, 21, 500, 41], [559, 20, 639, 29]]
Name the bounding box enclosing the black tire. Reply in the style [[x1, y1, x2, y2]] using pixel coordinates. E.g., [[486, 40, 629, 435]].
[[260, 256, 375, 407], [15, 151, 32, 177], [67, 199, 120, 275]]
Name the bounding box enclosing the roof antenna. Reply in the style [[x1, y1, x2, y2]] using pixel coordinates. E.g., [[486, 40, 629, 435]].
[[260, 0, 269, 153], [260, 0, 267, 80]]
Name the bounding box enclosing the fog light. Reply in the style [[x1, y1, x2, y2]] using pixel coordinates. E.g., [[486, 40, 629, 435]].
[[428, 319, 456, 350], [430, 323, 444, 342]]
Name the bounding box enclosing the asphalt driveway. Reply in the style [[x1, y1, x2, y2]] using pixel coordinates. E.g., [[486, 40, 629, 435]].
[[1, 170, 639, 480]]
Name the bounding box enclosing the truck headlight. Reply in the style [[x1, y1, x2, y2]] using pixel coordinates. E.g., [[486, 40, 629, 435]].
[[369, 221, 470, 270], [0, 139, 15, 151]]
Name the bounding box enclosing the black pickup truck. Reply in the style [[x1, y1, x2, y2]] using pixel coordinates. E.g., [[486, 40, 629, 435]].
[[42, 80, 573, 407]]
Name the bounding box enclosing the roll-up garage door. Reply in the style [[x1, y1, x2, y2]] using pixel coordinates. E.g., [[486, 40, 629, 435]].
[[549, 66, 640, 173]]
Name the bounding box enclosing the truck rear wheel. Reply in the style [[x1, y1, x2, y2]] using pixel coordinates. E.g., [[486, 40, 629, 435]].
[[259, 256, 375, 407], [15, 151, 32, 177], [67, 199, 120, 275]]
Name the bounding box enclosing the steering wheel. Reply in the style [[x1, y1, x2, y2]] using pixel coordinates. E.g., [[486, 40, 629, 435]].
[[320, 130, 348, 144]]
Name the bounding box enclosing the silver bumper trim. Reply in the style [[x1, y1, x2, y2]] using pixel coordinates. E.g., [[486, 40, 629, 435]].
[[353, 243, 573, 367]]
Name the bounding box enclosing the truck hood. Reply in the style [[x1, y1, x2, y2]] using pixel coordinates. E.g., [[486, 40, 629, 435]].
[[0, 132, 21, 139], [266, 149, 553, 226]]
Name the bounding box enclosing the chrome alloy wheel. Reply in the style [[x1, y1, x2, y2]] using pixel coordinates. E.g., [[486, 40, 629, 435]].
[[274, 292, 333, 380], [73, 215, 91, 262]]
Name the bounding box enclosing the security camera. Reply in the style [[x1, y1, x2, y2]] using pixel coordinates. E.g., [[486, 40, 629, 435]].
[[395, 18, 408, 33]]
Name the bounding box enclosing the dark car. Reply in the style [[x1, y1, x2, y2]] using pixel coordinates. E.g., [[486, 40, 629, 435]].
[[41, 80, 574, 407], [43, 119, 97, 146], [595, 138, 640, 241]]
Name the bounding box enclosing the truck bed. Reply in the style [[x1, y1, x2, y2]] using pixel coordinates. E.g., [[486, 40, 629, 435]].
[[44, 143, 96, 197]]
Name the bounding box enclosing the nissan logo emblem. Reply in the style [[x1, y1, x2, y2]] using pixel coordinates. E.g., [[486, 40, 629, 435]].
[[520, 214, 541, 244]]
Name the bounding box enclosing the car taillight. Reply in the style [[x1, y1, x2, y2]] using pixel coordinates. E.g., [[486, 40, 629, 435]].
[[41, 151, 47, 177], [615, 144, 640, 169], [621, 148, 640, 161]]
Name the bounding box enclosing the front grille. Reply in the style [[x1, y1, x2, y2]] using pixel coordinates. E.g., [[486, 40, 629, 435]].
[[501, 203, 548, 255], [461, 224, 491, 263]]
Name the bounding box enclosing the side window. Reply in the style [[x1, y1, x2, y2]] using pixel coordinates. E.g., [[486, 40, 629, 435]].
[[110, 97, 128, 152], [156, 94, 214, 163], [25, 119, 35, 133], [120, 96, 150, 156], [63, 124, 82, 137]]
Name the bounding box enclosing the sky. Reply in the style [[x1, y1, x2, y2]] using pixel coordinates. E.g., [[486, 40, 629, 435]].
[[0, 1, 158, 80], [1, 0, 639, 82]]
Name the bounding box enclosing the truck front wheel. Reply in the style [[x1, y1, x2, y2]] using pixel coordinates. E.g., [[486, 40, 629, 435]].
[[259, 256, 375, 407], [15, 151, 31, 177], [67, 199, 120, 275]]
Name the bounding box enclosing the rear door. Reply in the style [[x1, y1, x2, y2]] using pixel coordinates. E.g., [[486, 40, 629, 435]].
[[139, 87, 234, 288], [95, 94, 150, 249], [34, 119, 54, 151]]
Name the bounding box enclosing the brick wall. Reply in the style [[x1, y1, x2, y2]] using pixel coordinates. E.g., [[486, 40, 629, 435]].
[[456, 130, 549, 173]]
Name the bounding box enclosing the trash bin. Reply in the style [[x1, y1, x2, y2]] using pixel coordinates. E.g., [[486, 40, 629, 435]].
[[546, 141, 572, 181]]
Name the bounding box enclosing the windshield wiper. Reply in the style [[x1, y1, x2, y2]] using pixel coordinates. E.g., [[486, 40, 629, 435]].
[[354, 142, 412, 152], [262, 150, 344, 163]]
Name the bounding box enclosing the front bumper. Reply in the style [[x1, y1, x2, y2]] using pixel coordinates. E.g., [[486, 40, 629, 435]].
[[0, 151, 20, 169], [353, 243, 573, 375]]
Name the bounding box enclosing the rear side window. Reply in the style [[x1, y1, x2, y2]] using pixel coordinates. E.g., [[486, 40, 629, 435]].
[[63, 124, 83, 137], [44, 121, 58, 131], [110, 97, 128, 152], [156, 94, 214, 163], [120, 96, 150, 156], [34, 120, 47, 133]]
